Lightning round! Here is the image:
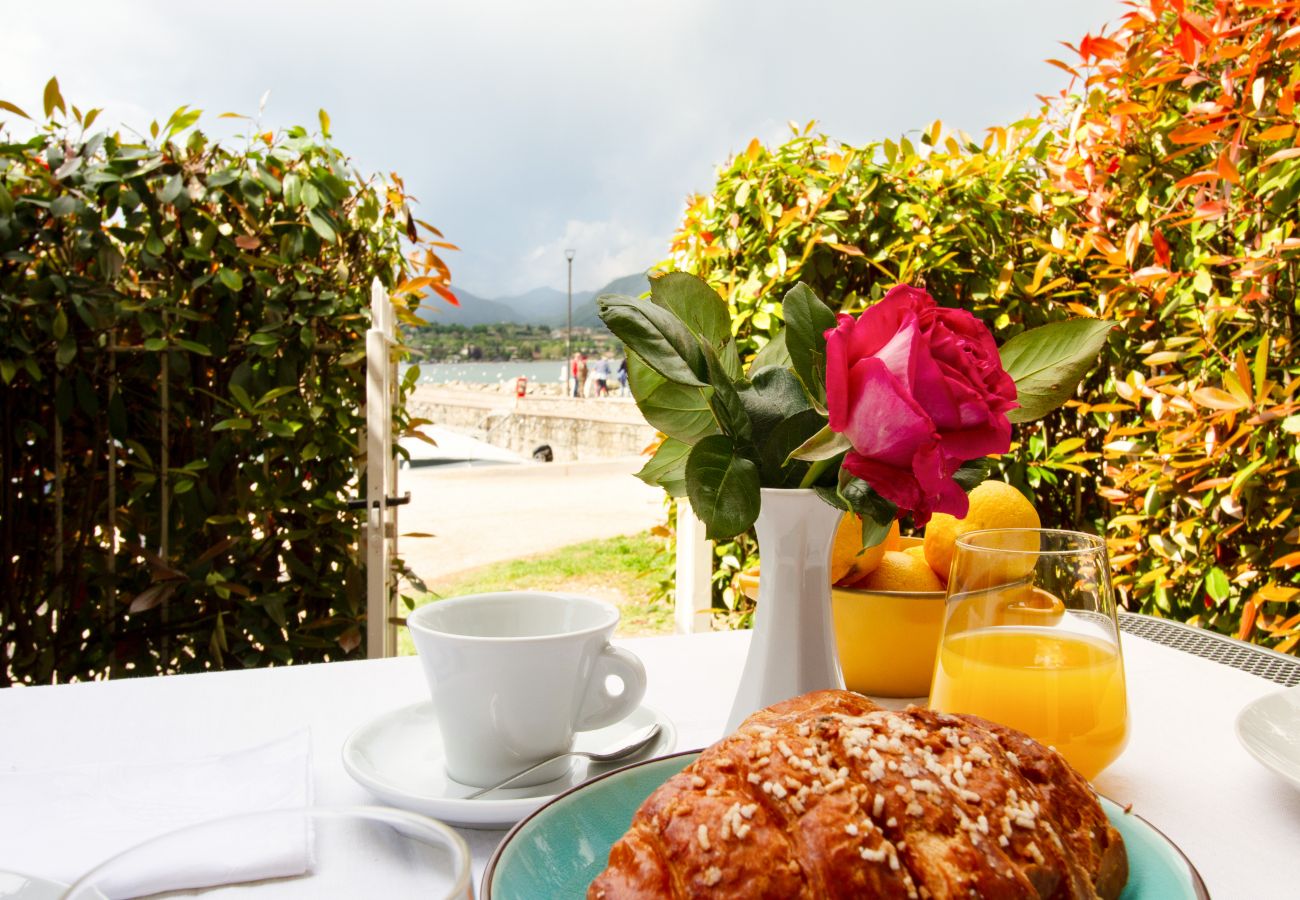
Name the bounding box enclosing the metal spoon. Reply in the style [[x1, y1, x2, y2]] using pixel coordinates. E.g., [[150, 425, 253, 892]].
[[463, 724, 663, 800]]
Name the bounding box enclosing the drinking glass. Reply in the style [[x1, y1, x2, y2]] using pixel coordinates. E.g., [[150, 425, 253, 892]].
[[928, 528, 1129, 780], [61, 806, 473, 899]]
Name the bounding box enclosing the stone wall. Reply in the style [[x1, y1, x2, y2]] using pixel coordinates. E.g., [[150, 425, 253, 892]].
[[407, 386, 655, 462]]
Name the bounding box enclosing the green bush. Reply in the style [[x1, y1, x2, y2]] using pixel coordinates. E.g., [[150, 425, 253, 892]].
[[0, 81, 452, 684], [665, 0, 1300, 652]]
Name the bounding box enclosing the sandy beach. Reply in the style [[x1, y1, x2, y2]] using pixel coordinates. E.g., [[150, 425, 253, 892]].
[[395, 456, 665, 584]]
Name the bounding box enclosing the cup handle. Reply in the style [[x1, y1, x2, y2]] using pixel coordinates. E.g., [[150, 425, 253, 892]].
[[575, 645, 647, 731]]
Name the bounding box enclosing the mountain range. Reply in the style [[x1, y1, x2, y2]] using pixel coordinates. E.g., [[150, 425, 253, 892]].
[[416, 272, 651, 329]]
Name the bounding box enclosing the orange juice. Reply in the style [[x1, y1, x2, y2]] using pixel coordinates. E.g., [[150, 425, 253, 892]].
[[928, 627, 1128, 779]]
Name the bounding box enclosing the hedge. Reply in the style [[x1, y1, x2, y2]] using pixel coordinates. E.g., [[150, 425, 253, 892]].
[[0, 81, 453, 684], [666, 0, 1300, 653]]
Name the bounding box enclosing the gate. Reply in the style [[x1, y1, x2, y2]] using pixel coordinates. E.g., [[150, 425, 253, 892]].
[[357, 278, 408, 658]]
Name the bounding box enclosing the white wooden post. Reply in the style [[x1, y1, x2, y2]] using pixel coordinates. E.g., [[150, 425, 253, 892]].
[[674, 499, 714, 634], [365, 279, 398, 659]]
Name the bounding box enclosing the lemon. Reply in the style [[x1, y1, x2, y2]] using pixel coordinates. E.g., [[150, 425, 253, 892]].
[[903, 544, 934, 574], [923, 481, 1040, 582], [852, 549, 945, 593], [831, 516, 901, 586]]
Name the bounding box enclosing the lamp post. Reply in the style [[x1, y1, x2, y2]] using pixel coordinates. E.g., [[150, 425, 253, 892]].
[[565, 248, 576, 397]]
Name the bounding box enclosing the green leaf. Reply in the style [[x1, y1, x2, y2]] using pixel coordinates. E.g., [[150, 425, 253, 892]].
[[598, 294, 707, 387], [703, 343, 751, 443], [1000, 318, 1112, 423], [256, 385, 299, 406], [74, 370, 99, 415], [738, 365, 811, 443], [143, 338, 168, 351], [648, 272, 732, 348], [952, 458, 994, 492], [165, 106, 202, 136], [635, 437, 690, 497], [217, 268, 244, 292], [836, 469, 897, 539], [685, 434, 762, 540], [50, 195, 77, 217], [318, 108, 331, 136], [159, 173, 185, 205], [788, 423, 851, 463], [0, 184, 15, 216], [1205, 567, 1230, 603], [107, 392, 127, 439], [213, 418, 253, 431], [55, 336, 76, 367], [626, 351, 717, 444], [176, 339, 211, 355], [307, 210, 337, 243], [0, 99, 31, 120], [205, 515, 242, 525], [749, 329, 791, 373], [759, 408, 826, 487], [248, 333, 279, 347], [43, 77, 65, 118], [51, 308, 68, 340], [229, 383, 254, 412], [782, 283, 837, 404]]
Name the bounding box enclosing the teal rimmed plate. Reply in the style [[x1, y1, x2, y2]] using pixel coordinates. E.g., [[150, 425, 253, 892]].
[[482, 751, 1209, 899]]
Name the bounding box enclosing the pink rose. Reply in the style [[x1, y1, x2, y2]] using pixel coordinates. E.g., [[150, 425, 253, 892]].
[[824, 285, 1017, 525]]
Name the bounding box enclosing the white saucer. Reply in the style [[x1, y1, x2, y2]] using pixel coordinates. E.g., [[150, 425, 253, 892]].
[[341, 701, 676, 829], [0, 872, 67, 900], [1236, 683, 1300, 791]]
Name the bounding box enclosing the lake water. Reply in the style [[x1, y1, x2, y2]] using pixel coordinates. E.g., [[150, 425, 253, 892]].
[[404, 360, 568, 385]]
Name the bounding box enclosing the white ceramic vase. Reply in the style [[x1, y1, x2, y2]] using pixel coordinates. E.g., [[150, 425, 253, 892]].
[[724, 487, 846, 734]]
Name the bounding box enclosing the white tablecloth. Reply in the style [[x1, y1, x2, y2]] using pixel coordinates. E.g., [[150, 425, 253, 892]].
[[1, 629, 1296, 897]]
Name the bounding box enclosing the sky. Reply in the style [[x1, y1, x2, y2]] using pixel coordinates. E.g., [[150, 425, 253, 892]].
[[1, 1, 1125, 299]]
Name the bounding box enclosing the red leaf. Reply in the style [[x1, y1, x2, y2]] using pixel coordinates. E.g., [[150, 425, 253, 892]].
[[1238, 601, 1258, 639], [1046, 58, 1080, 78], [1173, 170, 1220, 189], [1192, 201, 1226, 221], [1179, 12, 1212, 44], [432, 283, 460, 307], [1217, 149, 1239, 185], [1175, 25, 1196, 64], [1081, 34, 1125, 60], [1152, 229, 1171, 267], [1254, 123, 1296, 142]]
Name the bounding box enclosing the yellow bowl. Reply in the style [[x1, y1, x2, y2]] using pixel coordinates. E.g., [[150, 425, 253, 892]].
[[738, 537, 946, 699]]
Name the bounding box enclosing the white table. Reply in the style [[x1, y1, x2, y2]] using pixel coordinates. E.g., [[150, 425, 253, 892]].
[[1, 628, 1297, 897]]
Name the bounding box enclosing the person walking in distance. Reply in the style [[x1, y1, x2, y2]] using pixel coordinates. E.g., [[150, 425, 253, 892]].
[[570, 353, 581, 398], [577, 353, 589, 398]]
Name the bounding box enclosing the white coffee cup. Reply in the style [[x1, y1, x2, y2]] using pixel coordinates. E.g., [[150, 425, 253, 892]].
[[407, 592, 647, 788]]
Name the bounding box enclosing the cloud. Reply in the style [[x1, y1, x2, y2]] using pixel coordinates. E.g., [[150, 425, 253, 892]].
[[2, 0, 1127, 299], [516, 219, 668, 295]]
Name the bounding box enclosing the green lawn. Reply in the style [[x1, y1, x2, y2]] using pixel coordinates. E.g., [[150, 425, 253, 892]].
[[398, 531, 674, 655]]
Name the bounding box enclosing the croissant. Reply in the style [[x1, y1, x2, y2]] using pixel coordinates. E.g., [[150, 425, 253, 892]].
[[589, 690, 1126, 899]]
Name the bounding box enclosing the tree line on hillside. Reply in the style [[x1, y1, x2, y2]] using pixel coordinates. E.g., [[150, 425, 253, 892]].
[[404, 321, 615, 362]]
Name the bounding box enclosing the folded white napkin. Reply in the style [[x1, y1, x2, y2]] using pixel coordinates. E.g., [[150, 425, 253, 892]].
[[0, 730, 313, 897]]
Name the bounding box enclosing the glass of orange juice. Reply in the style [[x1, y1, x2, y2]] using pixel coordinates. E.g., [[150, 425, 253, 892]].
[[928, 528, 1128, 780]]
